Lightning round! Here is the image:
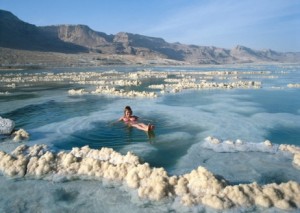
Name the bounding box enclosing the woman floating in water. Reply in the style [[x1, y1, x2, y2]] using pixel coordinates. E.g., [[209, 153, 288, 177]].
[[118, 106, 155, 132]]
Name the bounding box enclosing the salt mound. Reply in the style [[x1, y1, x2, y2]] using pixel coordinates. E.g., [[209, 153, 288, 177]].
[[70, 146, 140, 166], [175, 167, 228, 207], [203, 136, 300, 169], [91, 86, 157, 98], [0, 117, 15, 134], [202, 136, 279, 153], [11, 129, 29, 142], [287, 83, 300, 88], [68, 89, 88, 95], [279, 144, 300, 167], [294, 154, 300, 167], [0, 144, 299, 210]]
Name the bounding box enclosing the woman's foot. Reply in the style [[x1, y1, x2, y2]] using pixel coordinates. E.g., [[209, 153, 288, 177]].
[[147, 124, 155, 131], [151, 125, 155, 131]]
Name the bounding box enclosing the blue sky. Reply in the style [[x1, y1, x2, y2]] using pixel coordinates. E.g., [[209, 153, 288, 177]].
[[1, 0, 299, 52]]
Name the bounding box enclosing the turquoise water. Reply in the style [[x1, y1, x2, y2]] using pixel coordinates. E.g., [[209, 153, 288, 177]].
[[1, 64, 300, 212]]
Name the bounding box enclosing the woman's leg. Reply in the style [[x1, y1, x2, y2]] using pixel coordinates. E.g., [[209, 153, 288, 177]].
[[131, 123, 155, 131]]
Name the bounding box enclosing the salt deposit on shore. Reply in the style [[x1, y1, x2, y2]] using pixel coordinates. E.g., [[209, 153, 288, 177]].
[[0, 69, 268, 98], [0, 91, 10, 95], [0, 117, 29, 142], [0, 117, 15, 134], [287, 83, 300, 88], [0, 141, 299, 210], [11, 129, 29, 142], [3, 68, 298, 98], [91, 86, 157, 98], [203, 136, 300, 168], [279, 144, 300, 167]]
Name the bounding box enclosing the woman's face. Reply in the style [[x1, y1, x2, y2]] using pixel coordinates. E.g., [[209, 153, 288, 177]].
[[125, 110, 132, 117]]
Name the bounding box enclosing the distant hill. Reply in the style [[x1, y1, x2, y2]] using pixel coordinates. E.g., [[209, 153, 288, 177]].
[[0, 10, 88, 53], [1, 9, 300, 65]]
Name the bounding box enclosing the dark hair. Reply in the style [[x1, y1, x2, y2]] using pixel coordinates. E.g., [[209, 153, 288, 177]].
[[124, 106, 132, 115]]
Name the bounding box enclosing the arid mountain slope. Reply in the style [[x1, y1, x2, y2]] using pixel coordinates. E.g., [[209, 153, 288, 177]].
[[1, 9, 299, 66]]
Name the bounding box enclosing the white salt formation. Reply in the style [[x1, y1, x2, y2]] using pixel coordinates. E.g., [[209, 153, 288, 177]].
[[203, 136, 300, 169], [279, 144, 300, 167], [68, 89, 88, 95], [287, 83, 300, 88], [202, 136, 279, 153], [155, 79, 261, 94], [11, 129, 29, 142], [0, 69, 268, 98], [0, 144, 299, 210], [0, 91, 10, 95], [0, 117, 15, 134], [91, 86, 157, 98], [294, 154, 300, 167]]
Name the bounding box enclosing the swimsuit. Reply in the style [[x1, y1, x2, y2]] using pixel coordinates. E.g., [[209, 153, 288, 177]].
[[123, 116, 137, 123]]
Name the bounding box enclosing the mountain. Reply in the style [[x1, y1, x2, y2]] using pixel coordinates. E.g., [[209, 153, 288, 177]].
[[0, 10, 87, 53], [40, 25, 186, 61], [1, 9, 299, 65]]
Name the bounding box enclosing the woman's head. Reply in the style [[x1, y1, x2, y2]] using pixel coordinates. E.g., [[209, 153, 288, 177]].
[[124, 106, 132, 116]]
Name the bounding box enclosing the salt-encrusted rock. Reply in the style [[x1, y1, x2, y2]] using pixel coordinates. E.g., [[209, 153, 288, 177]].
[[264, 140, 272, 147], [91, 86, 157, 98], [11, 129, 29, 142], [205, 136, 220, 144], [68, 89, 88, 95], [279, 144, 300, 154], [287, 83, 300, 88], [0, 117, 15, 134], [293, 154, 300, 167]]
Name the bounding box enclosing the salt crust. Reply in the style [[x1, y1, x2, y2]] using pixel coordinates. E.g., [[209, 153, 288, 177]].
[[279, 144, 300, 167], [11, 129, 29, 142], [0, 117, 15, 134], [0, 91, 10, 95], [0, 142, 299, 210], [287, 83, 300, 88], [204, 136, 300, 168], [1, 70, 265, 98], [67, 70, 262, 97]]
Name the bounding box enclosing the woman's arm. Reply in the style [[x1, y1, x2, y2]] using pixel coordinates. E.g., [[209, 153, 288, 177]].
[[108, 117, 124, 126]]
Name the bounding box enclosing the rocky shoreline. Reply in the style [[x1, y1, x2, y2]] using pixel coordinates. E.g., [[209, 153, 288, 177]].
[[0, 47, 186, 69]]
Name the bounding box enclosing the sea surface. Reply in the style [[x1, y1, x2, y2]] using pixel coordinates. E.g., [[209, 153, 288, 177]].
[[0, 64, 300, 212]]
